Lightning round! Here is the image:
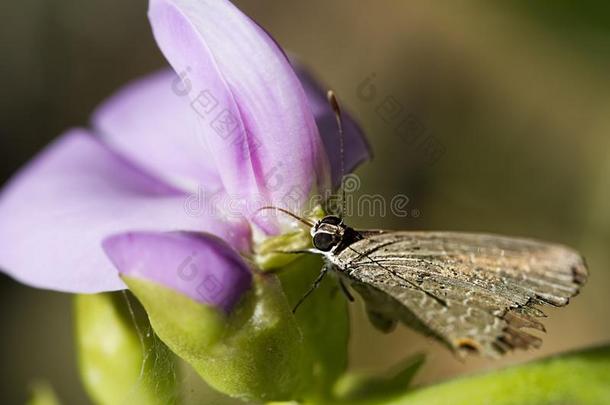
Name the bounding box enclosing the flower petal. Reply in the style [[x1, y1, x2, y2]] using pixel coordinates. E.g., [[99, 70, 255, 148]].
[[92, 69, 223, 193], [295, 64, 372, 188], [103, 231, 252, 313], [0, 129, 251, 293], [148, 0, 330, 215]]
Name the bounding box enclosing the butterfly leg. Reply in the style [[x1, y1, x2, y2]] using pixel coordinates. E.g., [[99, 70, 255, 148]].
[[292, 264, 329, 314], [366, 308, 397, 333], [338, 278, 355, 302]]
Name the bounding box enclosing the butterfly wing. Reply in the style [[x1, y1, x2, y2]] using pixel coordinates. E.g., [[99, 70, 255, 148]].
[[333, 230, 587, 357]]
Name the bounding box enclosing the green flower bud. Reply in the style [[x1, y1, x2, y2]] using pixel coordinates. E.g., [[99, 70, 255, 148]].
[[74, 292, 178, 405]]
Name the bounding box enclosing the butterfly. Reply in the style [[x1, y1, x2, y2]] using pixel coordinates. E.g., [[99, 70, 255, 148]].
[[305, 214, 587, 358], [260, 92, 588, 358]]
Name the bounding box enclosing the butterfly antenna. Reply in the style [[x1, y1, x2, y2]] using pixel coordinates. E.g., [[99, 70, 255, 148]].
[[256, 206, 314, 228], [327, 90, 346, 219]]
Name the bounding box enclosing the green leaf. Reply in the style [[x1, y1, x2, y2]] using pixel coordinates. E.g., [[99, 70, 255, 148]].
[[333, 353, 425, 402], [123, 273, 309, 402], [368, 345, 610, 405], [277, 254, 351, 401], [74, 292, 178, 405]]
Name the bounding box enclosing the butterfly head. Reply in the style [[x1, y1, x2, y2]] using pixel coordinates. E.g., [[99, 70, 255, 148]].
[[311, 215, 346, 252]]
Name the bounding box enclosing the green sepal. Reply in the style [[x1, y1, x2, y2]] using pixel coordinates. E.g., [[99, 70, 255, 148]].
[[123, 272, 309, 402], [255, 204, 350, 401], [277, 254, 351, 401], [256, 205, 325, 271], [256, 229, 312, 270], [74, 292, 178, 405]]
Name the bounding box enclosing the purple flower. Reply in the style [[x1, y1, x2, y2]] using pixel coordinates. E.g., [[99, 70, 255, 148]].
[[0, 0, 369, 312]]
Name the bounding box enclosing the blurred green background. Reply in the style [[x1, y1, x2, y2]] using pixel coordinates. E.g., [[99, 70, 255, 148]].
[[1, 1, 610, 404]]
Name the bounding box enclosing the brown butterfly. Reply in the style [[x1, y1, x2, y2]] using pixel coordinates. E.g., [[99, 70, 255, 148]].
[[307, 215, 587, 358]]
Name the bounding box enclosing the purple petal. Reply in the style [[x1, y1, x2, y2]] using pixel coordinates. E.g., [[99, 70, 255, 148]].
[[0, 129, 251, 293], [103, 231, 252, 313], [92, 69, 223, 193], [148, 0, 330, 216], [294, 64, 372, 188]]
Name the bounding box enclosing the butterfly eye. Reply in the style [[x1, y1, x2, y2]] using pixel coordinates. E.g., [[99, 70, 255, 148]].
[[313, 232, 336, 251]]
